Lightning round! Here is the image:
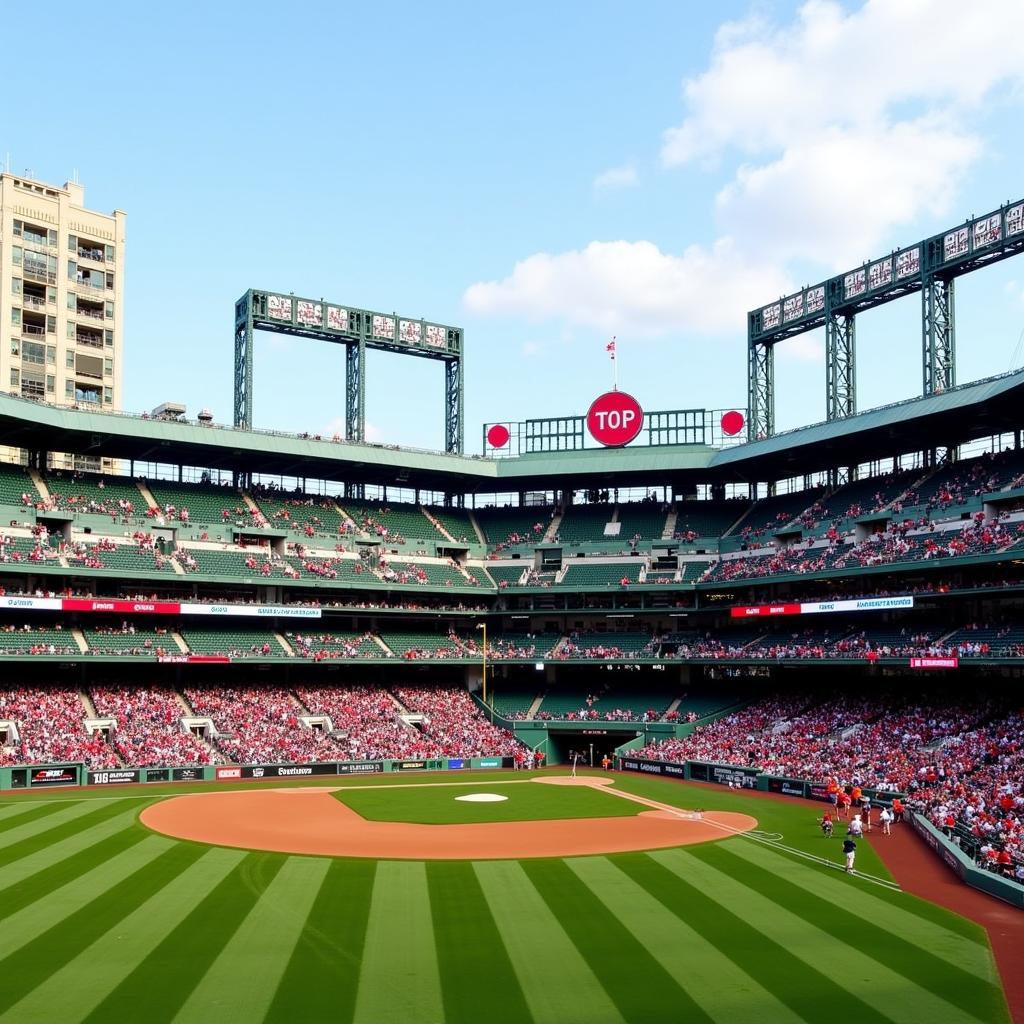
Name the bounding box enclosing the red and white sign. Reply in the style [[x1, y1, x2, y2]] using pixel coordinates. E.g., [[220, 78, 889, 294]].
[[910, 657, 959, 670], [486, 424, 511, 449], [0, 597, 321, 619], [215, 767, 242, 780], [157, 655, 231, 664], [720, 410, 745, 437], [586, 391, 643, 447], [731, 596, 915, 618]]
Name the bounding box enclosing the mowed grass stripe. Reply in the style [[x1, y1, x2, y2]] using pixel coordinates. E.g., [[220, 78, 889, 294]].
[[0, 807, 149, 901], [79, 852, 284, 1024], [0, 847, 245, 1024], [0, 839, 207, 1016], [426, 862, 532, 1024], [353, 861, 444, 1024], [172, 856, 329, 1024], [725, 837, 993, 957], [568, 856, 806, 1024], [0, 797, 120, 856], [521, 857, 708, 1024], [0, 799, 79, 831], [712, 842, 1002, 995], [653, 848, 998, 1024], [263, 859, 376, 1024], [617, 853, 889, 1024], [0, 834, 174, 961], [475, 860, 627, 1024]]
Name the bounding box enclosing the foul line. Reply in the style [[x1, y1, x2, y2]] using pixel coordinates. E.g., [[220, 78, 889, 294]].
[[589, 777, 902, 893]]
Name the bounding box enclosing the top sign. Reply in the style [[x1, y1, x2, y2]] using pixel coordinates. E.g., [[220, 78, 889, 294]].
[[586, 391, 643, 447]]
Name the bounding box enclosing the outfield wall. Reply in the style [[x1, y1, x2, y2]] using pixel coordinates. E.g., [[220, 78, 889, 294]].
[[911, 811, 1024, 910], [0, 757, 517, 791]]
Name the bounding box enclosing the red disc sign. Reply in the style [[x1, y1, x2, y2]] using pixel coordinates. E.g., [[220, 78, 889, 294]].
[[720, 410, 745, 436], [487, 424, 510, 448], [587, 391, 643, 447]]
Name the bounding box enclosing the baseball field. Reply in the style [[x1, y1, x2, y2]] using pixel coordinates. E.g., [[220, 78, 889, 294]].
[[0, 769, 1011, 1024]]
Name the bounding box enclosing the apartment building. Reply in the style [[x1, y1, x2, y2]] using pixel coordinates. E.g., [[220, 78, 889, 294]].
[[0, 172, 125, 467]]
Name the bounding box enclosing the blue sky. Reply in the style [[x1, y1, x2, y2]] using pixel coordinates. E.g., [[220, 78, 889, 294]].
[[8, 0, 1024, 452]]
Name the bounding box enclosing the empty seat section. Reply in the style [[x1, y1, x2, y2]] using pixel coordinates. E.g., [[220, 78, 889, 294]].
[[147, 480, 248, 524], [486, 564, 529, 586], [491, 687, 541, 717], [380, 631, 471, 658], [727, 488, 823, 540], [67, 543, 173, 573], [561, 561, 642, 586], [672, 501, 746, 538], [287, 631, 382, 659], [175, 547, 290, 578], [426, 506, 477, 542], [475, 506, 551, 548], [252, 494, 345, 534], [45, 472, 143, 515], [340, 500, 442, 542], [615, 503, 669, 540], [180, 629, 286, 657], [85, 627, 171, 655], [0, 463, 39, 507], [0, 627, 78, 654], [560, 631, 659, 658], [557, 504, 615, 543]]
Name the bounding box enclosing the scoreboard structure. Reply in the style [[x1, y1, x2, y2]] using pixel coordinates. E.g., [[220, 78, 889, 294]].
[[748, 196, 1024, 439], [233, 289, 464, 455]]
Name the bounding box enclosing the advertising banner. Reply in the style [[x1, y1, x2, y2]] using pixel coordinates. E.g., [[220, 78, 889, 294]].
[[707, 764, 760, 789], [336, 761, 383, 775], [767, 777, 807, 798], [477, 758, 504, 768], [619, 757, 686, 778], [180, 604, 322, 619], [215, 766, 243, 781], [29, 766, 78, 787], [87, 769, 141, 786], [145, 768, 171, 783], [731, 596, 914, 618], [172, 767, 205, 782], [910, 657, 959, 670], [242, 763, 337, 779], [447, 759, 465, 770], [0, 597, 321, 620], [394, 760, 428, 772]]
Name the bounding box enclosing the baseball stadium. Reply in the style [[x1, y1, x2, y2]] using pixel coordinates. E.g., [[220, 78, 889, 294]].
[[0, 185, 1022, 1024]]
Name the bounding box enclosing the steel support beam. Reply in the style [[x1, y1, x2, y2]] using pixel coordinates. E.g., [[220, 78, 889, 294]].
[[346, 340, 365, 443], [923, 275, 956, 395], [445, 357, 463, 454], [825, 312, 856, 420], [748, 342, 775, 439], [233, 294, 253, 428]]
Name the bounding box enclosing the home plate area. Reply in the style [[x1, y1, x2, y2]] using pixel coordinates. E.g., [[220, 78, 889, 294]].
[[140, 775, 756, 860]]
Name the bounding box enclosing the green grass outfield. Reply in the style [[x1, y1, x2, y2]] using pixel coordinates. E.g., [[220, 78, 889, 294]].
[[333, 778, 642, 823], [0, 769, 1010, 1024]]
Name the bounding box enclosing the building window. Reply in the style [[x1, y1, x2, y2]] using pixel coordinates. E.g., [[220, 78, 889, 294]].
[[10, 340, 19, 357], [11, 277, 21, 296], [67, 260, 77, 281], [21, 371, 44, 399], [46, 286, 56, 305], [22, 341, 45, 366], [104, 302, 114, 319], [103, 387, 112, 404], [65, 380, 75, 399], [10, 369, 19, 387], [68, 234, 77, 252], [46, 375, 55, 394], [105, 245, 115, 263], [105, 272, 114, 290], [46, 345, 55, 365], [104, 329, 114, 347], [12, 220, 22, 238], [67, 322, 75, 340], [10, 309, 20, 326], [66, 351, 75, 370], [104, 358, 113, 376], [46, 315, 56, 335], [11, 247, 22, 267]]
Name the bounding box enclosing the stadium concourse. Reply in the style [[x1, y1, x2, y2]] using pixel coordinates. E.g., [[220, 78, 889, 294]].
[[2, 372, 1024, 910]]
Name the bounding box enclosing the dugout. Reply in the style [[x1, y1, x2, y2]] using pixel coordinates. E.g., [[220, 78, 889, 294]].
[[546, 728, 638, 766]]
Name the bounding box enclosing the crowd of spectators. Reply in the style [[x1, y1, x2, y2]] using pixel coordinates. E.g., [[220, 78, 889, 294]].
[[393, 685, 521, 758]]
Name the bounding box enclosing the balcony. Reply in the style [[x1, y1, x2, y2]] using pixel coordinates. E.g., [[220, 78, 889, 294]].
[[76, 306, 104, 322], [23, 265, 56, 286], [74, 274, 104, 291], [20, 323, 46, 338], [77, 245, 105, 263], [75, 333, 103, 350], [21, 295, 46, 311]]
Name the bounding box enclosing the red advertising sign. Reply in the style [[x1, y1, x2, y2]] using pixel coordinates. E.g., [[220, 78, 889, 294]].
[[215, 767, 242, 780], [586, 391, 643, 447], [157, 655, 231, 664], [910, 657, 959, 670], [63, 599, 181, 615], [730, 603, 801, 617]]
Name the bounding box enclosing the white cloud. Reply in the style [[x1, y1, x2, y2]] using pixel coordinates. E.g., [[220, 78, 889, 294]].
[[464, 238, 790, 335], [663, 0, 1024, 262], [465, 1, 1024, 338], [593, 163, 638, 192], [322, 416, 384, 442]]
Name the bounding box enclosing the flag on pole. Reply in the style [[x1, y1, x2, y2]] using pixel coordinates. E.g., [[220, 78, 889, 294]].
[[606, 338, 616, 360]]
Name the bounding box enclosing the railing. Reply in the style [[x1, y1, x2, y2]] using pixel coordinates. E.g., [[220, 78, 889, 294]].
[[77, 247, 105, 262], [22, 268, 55, 285], [73, 276, 104, 291], [20, 324, 45, 337], [21, 296, 46, 311], [75, 335, 103, 350], [76, 307, 104, 321]]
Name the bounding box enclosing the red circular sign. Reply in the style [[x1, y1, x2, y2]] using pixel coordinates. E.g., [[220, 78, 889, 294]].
[[587, 391, 644, 447], [487, 424, 510, 448], [720, 410, 745, 436]]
